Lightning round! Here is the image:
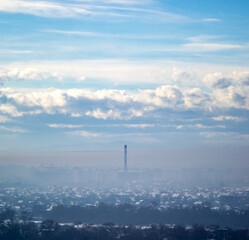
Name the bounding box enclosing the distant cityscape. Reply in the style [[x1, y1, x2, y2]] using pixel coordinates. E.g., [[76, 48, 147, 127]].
[[0, 146, 249, 239], [0, 145, 248, 188]]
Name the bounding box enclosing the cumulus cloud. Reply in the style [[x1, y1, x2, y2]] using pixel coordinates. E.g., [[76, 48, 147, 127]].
[[0, 84, 230, 118], [183, 88, 210, 109], [213, 86, 249, 109], [0, 104, 23, 117], [5, 88, 67, 111], [202, 71, 249, 110], [203, 71, 249, 89], [0, 102, 43, 117], [85, 108, 122, 120], [85, 108, 143, 120], [171, 67, 194, 84], [129, 109, 143, 118], [203, 72, 232, 89], [155, 85, 183, 102], [0, 70, 248, 121], [232, 71, 249, 86]]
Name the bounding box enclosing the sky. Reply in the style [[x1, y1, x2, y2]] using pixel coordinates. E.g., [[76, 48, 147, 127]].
[[0, 0, 249, 168]]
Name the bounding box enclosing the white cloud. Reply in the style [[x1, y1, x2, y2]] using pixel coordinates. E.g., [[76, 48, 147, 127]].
[[203, 71, 249, 89], [187, 35, 221, 42], [85, 108, 143, 120], [44, 29, 183, 41], [202, 18, 221, 22], [71, 0, 150, 4], [183, 88, 210, 109], [77, 76, 87, 82], [195, 123, 225, 129], [1, 60, 248, 87], [213, 86, 249, 109], [212, 115, 245, 122], [0, 61, 173, 85], [48, 124, 83, 128], [129, 109, 143, 118], [85, 108, 122, 120], [0, 126, 26, 133], [44, 29, 108, 37], [183, 35, 243, 52], [93, 0, 147, 4], [0, 0, 92, 18], [0, 115, 12, 123], [200, 131, 249, 140], [71, 113, 82, 117], [0, 67, 62, 83], [8, 50, 35, 54], [1, 69, 249, 120], [0, 104, 23, 117], [155, 85, 182, 100], [0, 0, 186, 21], [122, 124, 155, 128], [183, 43, 242, 52], [5, 88, 67, 110], [68, 130, 100, 137], [231, 71, 249, 86], [155, 38, 244, 53], [175, 123, 226, 130], [171, 67, 195, 84], [200, 131, 228, 138], [203, 72, 232, 89], [203, 71, 249, 110], [0, 102, 42, 117]]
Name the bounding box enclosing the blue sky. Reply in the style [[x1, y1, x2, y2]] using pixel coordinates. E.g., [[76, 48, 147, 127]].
[[0, 0, 249, 167]]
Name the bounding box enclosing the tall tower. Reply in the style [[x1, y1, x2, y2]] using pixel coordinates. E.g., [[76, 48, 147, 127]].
[[124, 145, 127, 172]]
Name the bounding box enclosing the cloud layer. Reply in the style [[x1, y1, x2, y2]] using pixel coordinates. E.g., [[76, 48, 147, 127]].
[[1, 70, 249, 121]]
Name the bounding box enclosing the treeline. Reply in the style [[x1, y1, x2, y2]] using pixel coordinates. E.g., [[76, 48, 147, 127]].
[[44, 204, 249, 228], [0, 220, 248, 240]]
